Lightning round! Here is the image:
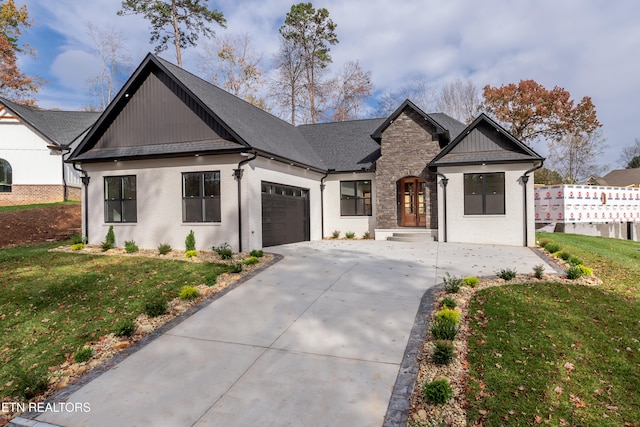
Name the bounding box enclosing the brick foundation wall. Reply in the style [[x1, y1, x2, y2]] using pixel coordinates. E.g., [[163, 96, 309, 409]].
[[375, 110, 441, 229], [0, 184, 80, 206]]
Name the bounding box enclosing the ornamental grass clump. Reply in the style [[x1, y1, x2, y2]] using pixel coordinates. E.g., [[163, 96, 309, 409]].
[[157, 242, 172, 255], [440, 297, 457, 309], [431, 340, 455, 365], [345, 231, 356, 239], [430, 318, 458, 340], [113, 318, 136, 337], [250, 249, 264, 258], [144, 298, 168, 317], [213, 243, 233, 260], [443, 272, 462, 294], [74, 346, 94, 363], [543, 242, 561, 253], [533, 264, 545, 279], [124, 240, 139, 253], [12, 367, 48, 400], [497, 268, 517, 281], [422, 378, 454, 405]]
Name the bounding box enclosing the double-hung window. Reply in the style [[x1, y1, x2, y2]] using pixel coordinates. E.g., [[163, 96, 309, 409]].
[[104, 175, 137, 222], [464, 173, 505, 215], [340, 180, 372, 216], [0, 159, 12, 193], [182, 171, 221, 222]]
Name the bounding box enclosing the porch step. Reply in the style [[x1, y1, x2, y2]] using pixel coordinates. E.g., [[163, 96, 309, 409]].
[[386, 232, 435, 242]]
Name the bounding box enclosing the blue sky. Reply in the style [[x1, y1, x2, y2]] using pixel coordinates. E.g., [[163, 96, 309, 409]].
[[13, 0, 640, 169]]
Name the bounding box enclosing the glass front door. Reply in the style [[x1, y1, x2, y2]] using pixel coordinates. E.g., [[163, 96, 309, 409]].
[[400, 177, 427, 227]]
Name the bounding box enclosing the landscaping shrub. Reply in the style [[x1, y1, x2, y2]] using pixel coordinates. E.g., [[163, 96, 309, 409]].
[[345, 231, 356, 239], [363, 231, 372, 240], [101, 225, 116, 250], [250, 249, 264, 258], [185, 230, 196, 252], [557, 251, 571, 260], [244, 256, 259, 265], [543, 242, 561, 253], [229, 262, 243, 273], [431, 340, 455, 365], [568, 256, 583, 266], [101, 241, 113, 251], [74, 346, 94, 363], [11, 367, 48, 400], [566, 265, 584, 280], [213, 243, 233, 260], [576, 264, 593, 276], [204, 272, 218, 286], [71, 234, 87, 245], [332, 230, 340, 239], [422, 378, 453, 405], [430, 318, 458, 340], [497, 268, 517, 281], [144, 298, 168, 317], [537, 238, 551, 248], [436, 308, 462, 324], [157, 242, 172, 255], [442, 272, 462, 294], [71, 243, 84, 251], [179, 285, 200, 300], [462, 276, 479, 287], [533, 264, 545, 279], [185, 249, 198, 258], [113, 318, 135, 337], [440, 297, 457, 309], [124, 240, 139, 253]]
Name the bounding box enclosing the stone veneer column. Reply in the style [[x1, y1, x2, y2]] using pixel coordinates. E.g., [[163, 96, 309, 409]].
[[375, 109, 443, 229]]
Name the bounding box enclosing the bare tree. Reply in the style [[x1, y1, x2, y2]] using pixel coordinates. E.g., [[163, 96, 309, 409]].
[[617, 137, 640, 168], [325, 61, 373, 122], [270, 36, 306, 124], [374, 74, 435, 117], [435, 78, 480, 124], [197, 33, 265, 108], [548, 130, 607, 184], [86, 22, 132, 110]]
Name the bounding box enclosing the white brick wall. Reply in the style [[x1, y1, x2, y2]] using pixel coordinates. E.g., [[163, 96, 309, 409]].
[[323, 172, 376, 239]]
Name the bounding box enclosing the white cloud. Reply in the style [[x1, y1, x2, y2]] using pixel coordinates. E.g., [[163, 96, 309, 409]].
[[50, 50, 100, 90]]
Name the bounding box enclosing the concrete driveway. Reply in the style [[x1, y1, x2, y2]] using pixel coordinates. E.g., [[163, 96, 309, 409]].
[[19, 240, 553, 427]]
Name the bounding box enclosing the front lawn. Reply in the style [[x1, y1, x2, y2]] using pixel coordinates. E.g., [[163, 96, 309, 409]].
[[0, 241, 232, 401], [0, 201, 79, 214], [465, 233, 640, 426]]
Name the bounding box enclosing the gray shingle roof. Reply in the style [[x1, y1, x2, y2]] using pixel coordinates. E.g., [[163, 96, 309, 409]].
[[429, 113, 467, 141], [0, 96, 99, 147], [600, 168, 640, 187], [297, 118, 385, 172]]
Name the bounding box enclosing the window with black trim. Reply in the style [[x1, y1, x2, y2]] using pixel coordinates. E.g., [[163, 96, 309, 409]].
[[182, 171, 221, 222], [104, 175, 137, 222], [464, 173, 505, 215], [340, 180, 372, 216], [0, 159, 12, 193]]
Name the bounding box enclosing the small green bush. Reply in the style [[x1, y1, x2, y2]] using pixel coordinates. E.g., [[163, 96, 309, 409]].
[[576, 264, 593, 276], [71, 234, 86, 245], [71, 243, 85, 251], [533, 264, 545, 279], [158, 243, 172, 255], [105, 225, 115, 246], [557, 251, 571, 261], [113, 318, 135, 337], [213, 243, 233, 260], [422, 378, 454, 405], [436, 308, 462, 324], [443, 272, 462, 294], [440, 297, 457, 309], [101, 241, 113, 251], [544, 242, 561, 253], [144, 299, 168, 317], [462, 276, 479, 287], [566, 265, 584, 280], [185, 230, 196, 251], [74, 346, 94, 363], [250, 249, 264, 258], [431, 340, 455, 365], [332, 230, 340, 239], [430, 318, 458, 340], [244, 256, 259, 265], [538, 238, 551, 248], [363, 231, 372, 239], [185, 249, 198, 258], [179, 285, 200, 300], [11, 367, 49, 400], [567, 256, 583, 266], [345, 231, 356, 239], [497, 268, 517, 281], [229, 262, 243, 273], [204, 272, 218, 286], [124, 240, 139, 253]]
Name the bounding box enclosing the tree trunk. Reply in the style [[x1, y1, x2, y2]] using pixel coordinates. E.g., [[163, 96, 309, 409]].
[[171, 0, 182, 67]]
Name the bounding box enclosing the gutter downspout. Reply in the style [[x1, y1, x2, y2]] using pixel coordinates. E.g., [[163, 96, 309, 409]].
[[61, 147, 70, 202], [234, 151, 257, 252], [521, 161, 544, 247], [436, 172, 449, 243], [320, 171, 329, 239], [72, 162, 90, 242]]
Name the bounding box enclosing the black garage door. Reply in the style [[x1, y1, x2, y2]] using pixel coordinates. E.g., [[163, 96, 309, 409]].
[[261, 182, 310, 247]]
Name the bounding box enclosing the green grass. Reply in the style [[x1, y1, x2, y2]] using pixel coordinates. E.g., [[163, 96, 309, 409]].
[[0, 240, 232, 400], [0, 201, 80, 214], [466, 233, 640, 426]]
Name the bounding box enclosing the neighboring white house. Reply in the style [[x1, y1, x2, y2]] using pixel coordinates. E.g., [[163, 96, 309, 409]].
[[68, 53, 544, 251], [0, 97, 99, 206]]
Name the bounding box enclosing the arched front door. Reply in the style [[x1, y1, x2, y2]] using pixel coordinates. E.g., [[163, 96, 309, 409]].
[[399, 177, 427, 227]]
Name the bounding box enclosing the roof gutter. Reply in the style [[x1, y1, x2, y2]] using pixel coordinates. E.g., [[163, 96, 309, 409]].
[[521, 160, 544, 247], [234, 151, 258, 252]]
